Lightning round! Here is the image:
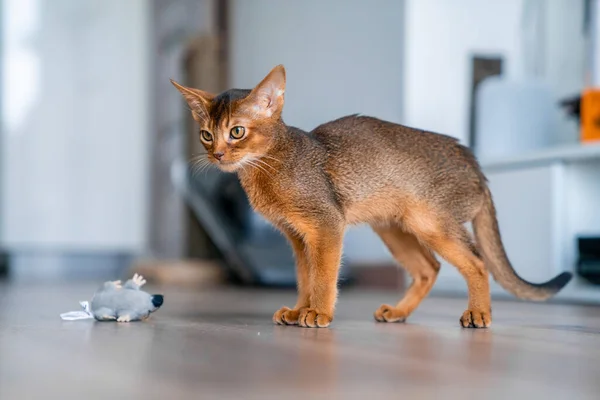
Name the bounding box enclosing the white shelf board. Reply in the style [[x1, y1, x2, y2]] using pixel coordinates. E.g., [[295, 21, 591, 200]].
[[480, 141, 600, 171]]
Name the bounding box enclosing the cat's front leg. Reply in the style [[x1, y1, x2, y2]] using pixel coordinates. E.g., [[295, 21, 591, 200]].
[[273, 229, 311, 325], [297, 223, 344, 328]]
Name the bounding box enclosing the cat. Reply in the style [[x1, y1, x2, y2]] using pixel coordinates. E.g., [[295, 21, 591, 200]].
[[171, 65, 572, 328]]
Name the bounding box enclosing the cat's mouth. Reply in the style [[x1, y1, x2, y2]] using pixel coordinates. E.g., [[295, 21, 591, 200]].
[[213, 154, 256, 173], [215, 159, 242, 172]]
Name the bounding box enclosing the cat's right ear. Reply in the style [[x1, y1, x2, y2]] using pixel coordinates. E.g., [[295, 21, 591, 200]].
[[170, 79, 214, 123], [246, 65, 286, 118]]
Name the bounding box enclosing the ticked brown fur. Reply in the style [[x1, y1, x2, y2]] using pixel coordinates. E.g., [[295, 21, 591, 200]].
[[171, 65, 571, 329]]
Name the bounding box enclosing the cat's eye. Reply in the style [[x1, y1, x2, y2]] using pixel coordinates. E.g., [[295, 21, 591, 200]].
[[200, 130, 213, 142], [230, 126, 246, 140]]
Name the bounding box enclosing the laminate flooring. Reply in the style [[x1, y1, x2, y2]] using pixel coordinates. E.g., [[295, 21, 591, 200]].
[[1, 282, 600, 399]]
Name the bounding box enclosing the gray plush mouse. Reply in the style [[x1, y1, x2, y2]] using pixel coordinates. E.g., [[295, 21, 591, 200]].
[[90, 274, 164, 322]]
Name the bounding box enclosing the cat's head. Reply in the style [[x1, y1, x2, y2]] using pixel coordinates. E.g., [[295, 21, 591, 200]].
[[171, 65, 286, 173]]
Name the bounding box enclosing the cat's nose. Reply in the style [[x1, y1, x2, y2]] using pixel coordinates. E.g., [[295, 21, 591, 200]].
[[213, 152, 224, 161]]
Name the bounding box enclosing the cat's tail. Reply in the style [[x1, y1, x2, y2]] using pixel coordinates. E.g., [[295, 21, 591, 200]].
[[473, 186, 572, 300]]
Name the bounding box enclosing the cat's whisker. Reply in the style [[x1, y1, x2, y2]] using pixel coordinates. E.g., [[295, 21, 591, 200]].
[[246, 153, 281, 168], [245, 163, 264, 177], [192, 162, 212, 178], [197, 159, 211, 168], [190, 158, 212, 176], [260, 154, 282, 164], [192, 160, 208, 170], [202, 163, 213, 178], [190, 156, 209, 166], [253, 158, 277, 172], [244, 160, 273, 178], [189, 154, 208, 163], [190, 164, 203, 176]]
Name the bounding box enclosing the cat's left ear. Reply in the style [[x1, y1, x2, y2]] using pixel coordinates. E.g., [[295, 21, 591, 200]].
[[246, 64, 286, 118], [170, 79, 214, 123]]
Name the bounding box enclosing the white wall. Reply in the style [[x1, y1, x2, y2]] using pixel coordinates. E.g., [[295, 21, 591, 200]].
[[230, 0, 406, 263], [592, 0, 600, 86], [543, 0, 587, 99], [404, 0, 526, 143], [404, 0, 586, 145], [230, 0, 405, 131], [1, 0, 151, 252]]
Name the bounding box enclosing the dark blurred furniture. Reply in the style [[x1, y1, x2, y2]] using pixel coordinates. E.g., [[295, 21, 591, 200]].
[[577, 236, 600, 285], [0, 253, 8, 278]]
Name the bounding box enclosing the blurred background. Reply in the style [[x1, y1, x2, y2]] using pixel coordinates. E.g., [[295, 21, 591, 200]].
[[1, 0, 600, 301]]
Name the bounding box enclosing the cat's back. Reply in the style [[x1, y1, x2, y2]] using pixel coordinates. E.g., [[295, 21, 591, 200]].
[[310, 115, 486, 216], [311, 114, 459, 159]]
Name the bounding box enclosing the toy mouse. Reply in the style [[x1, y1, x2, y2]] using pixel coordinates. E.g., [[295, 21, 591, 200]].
[[90, 274, 164, 322]]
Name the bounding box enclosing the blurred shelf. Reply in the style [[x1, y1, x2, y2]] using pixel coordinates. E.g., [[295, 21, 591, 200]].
[[481, 141, 600, 171]]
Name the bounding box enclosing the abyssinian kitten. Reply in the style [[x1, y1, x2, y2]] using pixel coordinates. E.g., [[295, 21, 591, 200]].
[[171, 65, 572, 329]]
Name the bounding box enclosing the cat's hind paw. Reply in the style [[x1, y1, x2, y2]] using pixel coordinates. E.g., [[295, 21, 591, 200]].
[[460, 309, 491, 328], [374, 304, 408, 323]]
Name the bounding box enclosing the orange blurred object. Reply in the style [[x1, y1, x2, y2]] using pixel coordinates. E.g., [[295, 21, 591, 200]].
[[581, 88, 600, 142]]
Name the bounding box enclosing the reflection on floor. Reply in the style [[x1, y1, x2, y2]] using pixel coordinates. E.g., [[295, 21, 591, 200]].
[[1, 282, 599, 399]]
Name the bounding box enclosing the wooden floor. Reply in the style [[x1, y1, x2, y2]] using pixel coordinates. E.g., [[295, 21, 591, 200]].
[[1, 282, 600, 399]]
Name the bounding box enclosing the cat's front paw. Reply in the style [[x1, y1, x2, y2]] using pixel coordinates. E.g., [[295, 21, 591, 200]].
[[460, 309, 491, 328], [298, 308, 332, 328], [374, 304, 408, 323], [273, 306, 303, 325]]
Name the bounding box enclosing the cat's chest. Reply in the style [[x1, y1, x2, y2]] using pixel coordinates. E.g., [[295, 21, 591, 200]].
[[240, 176, 291, 223]]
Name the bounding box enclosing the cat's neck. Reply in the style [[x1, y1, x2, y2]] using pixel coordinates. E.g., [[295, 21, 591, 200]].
[[237, 122, 296, 183]]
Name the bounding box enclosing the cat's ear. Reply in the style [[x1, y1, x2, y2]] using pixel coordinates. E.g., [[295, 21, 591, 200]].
[[246, 65, 286, 118], [170, 79, 214, 123]]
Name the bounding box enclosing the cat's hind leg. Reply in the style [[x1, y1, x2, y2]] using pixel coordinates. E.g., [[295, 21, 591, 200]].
[[372, 225, 440, 323], [413, 217, 491, 328]]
